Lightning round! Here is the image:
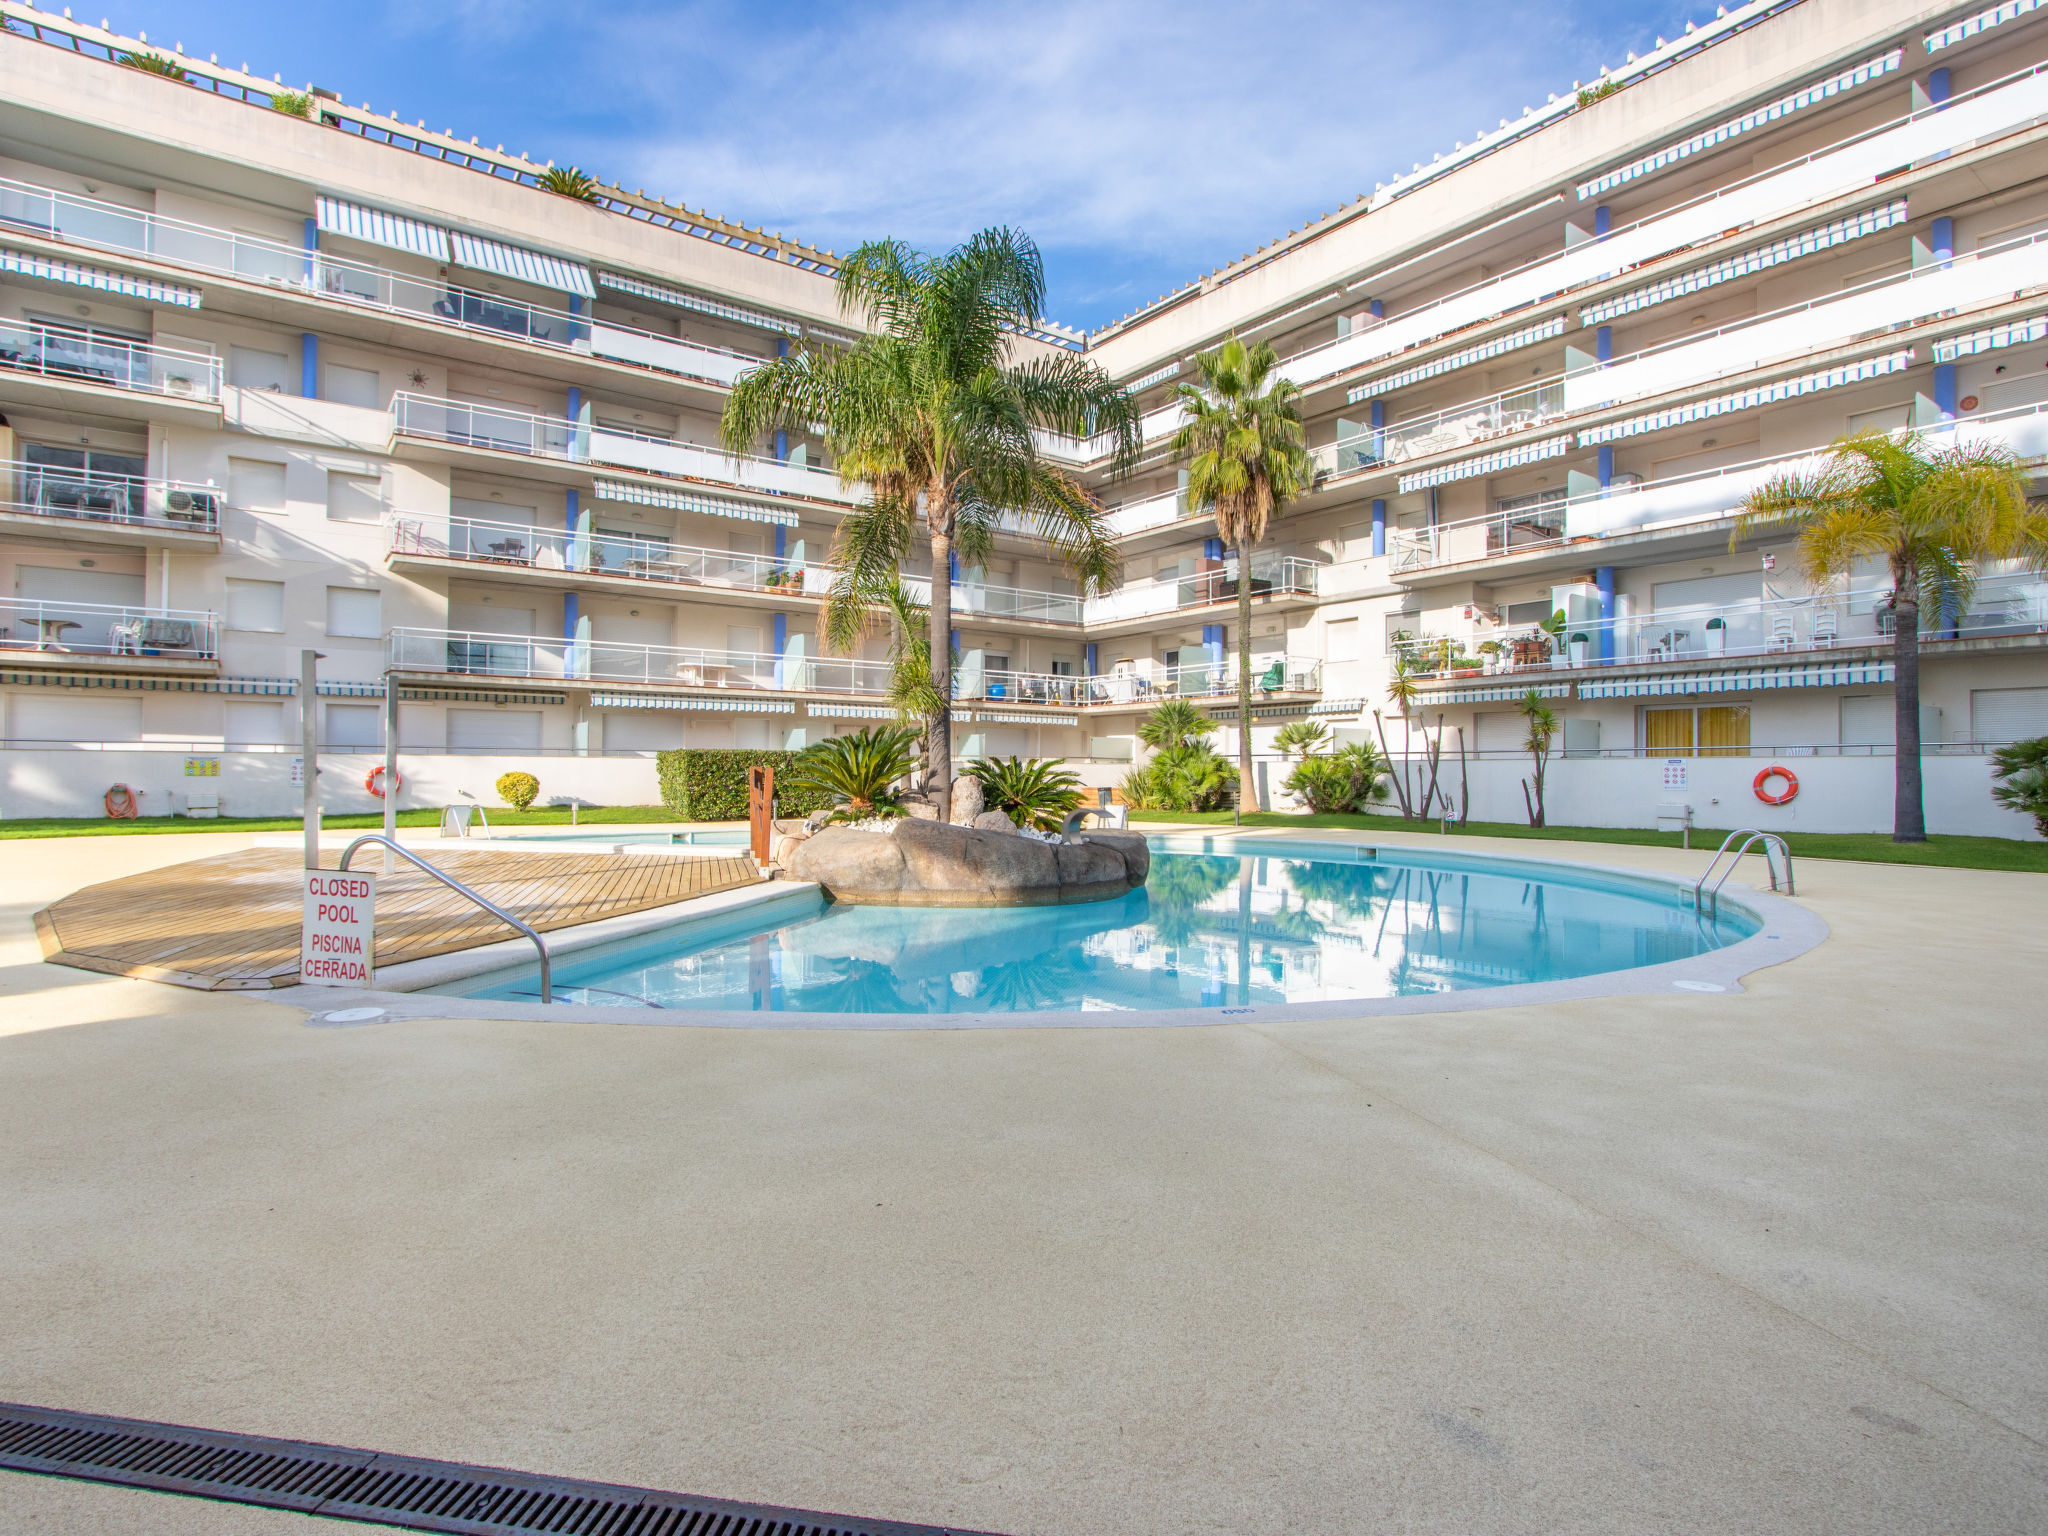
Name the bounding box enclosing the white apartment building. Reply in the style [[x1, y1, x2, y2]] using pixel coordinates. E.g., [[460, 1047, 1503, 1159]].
[[0, 0, 2043, 833]]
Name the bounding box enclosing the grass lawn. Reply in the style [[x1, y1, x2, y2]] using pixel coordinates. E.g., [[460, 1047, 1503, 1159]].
[[1128, 809, 2048, 873], [0, 805, 693, 840]]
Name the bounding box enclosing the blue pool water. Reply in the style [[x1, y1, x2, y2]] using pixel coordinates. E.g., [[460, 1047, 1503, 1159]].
[[457, 839, 1759, 1015]]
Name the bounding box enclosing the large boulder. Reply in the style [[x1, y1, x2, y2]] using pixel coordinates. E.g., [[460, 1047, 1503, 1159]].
[[971, 810, 1016, 833], [948, 776, 984, 825], [784, 817, 1147, 907]]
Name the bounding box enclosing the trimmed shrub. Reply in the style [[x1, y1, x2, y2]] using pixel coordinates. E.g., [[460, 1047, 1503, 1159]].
[[495, 771, 539, 811], [654, 749, 835, 821]]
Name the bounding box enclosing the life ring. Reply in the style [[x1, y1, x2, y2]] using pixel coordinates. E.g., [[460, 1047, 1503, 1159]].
[[1753, 765, 1799, 806], [104, 783, 140, 819], [365, 765, 402, 799]]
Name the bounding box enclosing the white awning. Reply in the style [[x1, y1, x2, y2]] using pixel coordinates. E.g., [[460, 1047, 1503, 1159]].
[[395, 687, 566, 705], [1580, 202, 1909, 326], [1576, 660, 1894, 699], [807, 703, 895, 719], [449, 231, 594, 297], [315, 196, 449, 261], [1577, 350, 1914, 445], [0, 672, 294, 694], [1308, 697, 1365, 715], [1419, 681, 1574, 704], [1935, 312, 2048, 362], [595, 271, 801, 335], [592, 477, 800, 528], [591, 692, 795, 714], [970, 711, 1079, 726], [1399, 435, 1571, 494], [315, 679, 387, 697], [1348, 316, 1565, 405], [0, 248, 201, 308], [1929, 0, 2045, 52]]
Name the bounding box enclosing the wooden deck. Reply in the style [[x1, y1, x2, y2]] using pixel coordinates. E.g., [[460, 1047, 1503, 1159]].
[[34, 846, 764, 991]]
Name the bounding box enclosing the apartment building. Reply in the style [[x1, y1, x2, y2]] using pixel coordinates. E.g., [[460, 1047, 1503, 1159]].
[[0, 0, 2044, 832]]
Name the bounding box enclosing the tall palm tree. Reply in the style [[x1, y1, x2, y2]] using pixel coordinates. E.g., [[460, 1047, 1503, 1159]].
[[721, 228, 1140, 817], [1170, 336, 1314, 808], [1736, 429, 2047, 841]]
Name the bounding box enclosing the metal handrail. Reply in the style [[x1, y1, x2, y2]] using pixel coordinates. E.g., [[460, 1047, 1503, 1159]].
[[1061, 805, 1129, 836], [1693, 828, 1793, 916], [338, 834, 548, 1002]]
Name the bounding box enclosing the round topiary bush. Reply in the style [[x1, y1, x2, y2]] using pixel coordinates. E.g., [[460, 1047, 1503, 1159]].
[[496, 771, 539, 812]]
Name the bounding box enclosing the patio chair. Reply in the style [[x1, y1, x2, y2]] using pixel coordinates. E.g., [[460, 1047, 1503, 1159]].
[[1811, 607, 1838, 648], [1766, 615, 1797, 652]]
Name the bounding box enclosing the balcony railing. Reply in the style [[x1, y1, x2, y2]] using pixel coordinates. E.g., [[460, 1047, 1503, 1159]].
[[1, 457, 222, 533], [390, 393, 579, 459], [1106, 489, 1192, 537], [1393, 575, 2048, 680], [387, 627, 892, 694], [0, 174, 769, 388], [0, 596, 219, 657], [385, 511, 830, 597], [1315, 381, 1567, 479], [1080, 657, 1324, 706], [1081, 555, 1321, 625], [0, 317, 220, 401], [899, 575, 1084, 625]]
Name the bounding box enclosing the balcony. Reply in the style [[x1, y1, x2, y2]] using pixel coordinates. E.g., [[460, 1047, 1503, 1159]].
[[1079, 657, 1324, 708], [900, 575, 1084, 626], [1081, 555, 1321, 627], [0, 175, 768, 391], [0, 458, 222, 541], [1314, 380, 1567, 482], [385, 511, 830, 600], [387, 627, 891, 696], [1106, 489, 1194, 538], [0, 596, 219, 663], [0, 317, 220, 404]]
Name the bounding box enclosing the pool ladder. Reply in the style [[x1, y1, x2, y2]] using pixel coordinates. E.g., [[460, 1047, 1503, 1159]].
[[1693, 829, 1793, 918], [339, 834, 550, 1003]]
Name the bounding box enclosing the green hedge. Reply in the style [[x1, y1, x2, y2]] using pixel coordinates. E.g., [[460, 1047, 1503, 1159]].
[[654, 749, 834, 821]]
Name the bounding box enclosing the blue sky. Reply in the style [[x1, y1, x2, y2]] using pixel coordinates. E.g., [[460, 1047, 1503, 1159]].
[[101, 1, 1707, 331]]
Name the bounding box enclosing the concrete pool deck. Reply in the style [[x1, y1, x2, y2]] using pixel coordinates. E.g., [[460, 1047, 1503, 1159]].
[[1, 827, 2044, 1533]]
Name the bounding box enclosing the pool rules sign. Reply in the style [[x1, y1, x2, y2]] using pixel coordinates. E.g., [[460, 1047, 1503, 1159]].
[[301, 870, 375, 987]]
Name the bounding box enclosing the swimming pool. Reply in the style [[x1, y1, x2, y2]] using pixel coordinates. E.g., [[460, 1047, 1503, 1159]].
[[454, 838, 1762, 1016]]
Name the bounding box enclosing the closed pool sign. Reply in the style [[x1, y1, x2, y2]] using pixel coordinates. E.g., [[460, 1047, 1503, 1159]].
[[301, 870, 376, 987]]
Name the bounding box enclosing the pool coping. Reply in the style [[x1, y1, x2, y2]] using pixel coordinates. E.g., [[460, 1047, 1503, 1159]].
[[284, 834, 1831, 1031]]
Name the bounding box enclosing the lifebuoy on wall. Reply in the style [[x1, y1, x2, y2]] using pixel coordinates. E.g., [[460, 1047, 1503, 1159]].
[[104, 783, 140, 819], [365, 765, 403, 799], [1753, 765, 1799, 806]]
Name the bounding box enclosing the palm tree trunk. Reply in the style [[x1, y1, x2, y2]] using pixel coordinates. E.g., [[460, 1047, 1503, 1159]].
[[929, 526, 953, 821], [1893, 594, 1925, 842], [1236, 539, 1256, 811]]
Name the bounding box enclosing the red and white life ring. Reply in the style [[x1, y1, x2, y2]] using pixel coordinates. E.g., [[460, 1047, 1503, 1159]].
[[1753, 765, 1799, 806], [365, 765, 402, 798]]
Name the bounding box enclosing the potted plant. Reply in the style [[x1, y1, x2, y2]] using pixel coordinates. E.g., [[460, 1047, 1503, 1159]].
[[1705, 615, 1728, 655], [1477, 639, 1504, 673], [1568, 631, 1591, 666], [1541, 608, 1570, 669]]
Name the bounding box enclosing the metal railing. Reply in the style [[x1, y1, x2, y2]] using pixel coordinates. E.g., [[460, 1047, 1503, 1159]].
[[1694, 829, 1792, 917], [0, 596, 219, 657], [390, 392, 580, 460], [0, 316, 221, 400], [1082, 555, 1321, 624], [385, 512, 828, 597], [337, 833, 549, 1002], [1083, 657, 1324, 705], [1317, 380, 1567, 479], [0, 457, 223, 533], [901, 573, 1085, 625], [388, 627, 893, 694]]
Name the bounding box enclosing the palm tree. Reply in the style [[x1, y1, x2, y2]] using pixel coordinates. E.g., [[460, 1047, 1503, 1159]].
[[872, 580, 945, 775], [1736, 430, 2047, 841], [1171, 336, 1314, 808], [1272, 719, 1331, 759], [539, 166, 599, 202], [721, 228, 1141, 818], [1135, 698, 1215, 752]]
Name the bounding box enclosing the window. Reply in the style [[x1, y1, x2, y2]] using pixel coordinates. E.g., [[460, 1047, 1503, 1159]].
[[225, 578, 285, 632], [228, 345, 290, 392], [326, 471, 382, 523], [1505, 599, 1552, 627], [325, 364, 379, 409], [1644, 704, 1749, 757], [323, 703, 381, 749], [326, 586, 382, 639], [447, 709, 542, 751], [224, 700, 286, 746], [11, 694, 142, 743], [1841, 694, 1892, 747], [1971, 687, 2048, 743], [1325, 618, 1359, 663], [228, 457, 287, 513]]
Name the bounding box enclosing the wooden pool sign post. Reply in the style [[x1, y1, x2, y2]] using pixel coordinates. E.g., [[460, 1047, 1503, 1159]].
[[748, 763, 774, 865], [301, 869, 376, 988]]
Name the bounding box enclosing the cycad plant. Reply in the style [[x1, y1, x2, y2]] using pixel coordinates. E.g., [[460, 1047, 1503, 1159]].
[[721, 227, 1141, 819], [1736, 430, 2046, 840], [1282, 740, 1391, 814], [539, 165, 599, 202], [964, 756, 1084, 832], [1990, 736, 2048, 837], [1273, 719, 1330, 759], [784, 726, 919, 822], [119, 50, 187, 80], [1171, 336, 1314, 808]]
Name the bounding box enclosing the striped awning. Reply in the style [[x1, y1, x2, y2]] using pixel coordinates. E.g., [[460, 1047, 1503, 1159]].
[[1935, 312, 2048, 362], [1579, 202, 1909, 326], [592, 692, 795, 714], [1205, 702, 1313, 721], [1578, 351, 1915, 446], [1576, 49, 1903, 199], [1308, 697, 1365, 716], [0, 672, 288, 694], [971, 711, 1078, 726], [595, 271, 801, 335], [1399, 435, 1571, 494], [449, 231, 593, 297], [396, 688, 566, 705], [806, 703, 894, 719], [315, 196, 449, 260], [1576, 660, 1895, 699], [316, 678, 386, 697], [592, 477, 800, 528], [1348, 317, 1565, 405], [1929, 0, 2043, 51], [1419, 681, 1574, 704], [0, 248, 201, 308]]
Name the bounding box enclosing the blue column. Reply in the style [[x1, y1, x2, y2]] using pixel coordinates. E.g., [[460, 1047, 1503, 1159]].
[[1203, 537, 1223, 561], [1597, 445, 1615, 489], [1202, 622, 1225, 679], [563, 591, 579, 642], [566, 385, 581, 421], [772, 612, 787, 686], [566, 489, 588, 570], [1085, 642, 1098, 675], [1931, 216, 1954, 267], [302, 216, 317, 284], [1370, 398, 1385, 461], [774, 525, 786, 561], [1934, 363, 1958, 422], [300, 333, 318, 398], [1371, 498, 1387, 558], [1596, 566, 1616, 663], [1595, 326, 1612, 364], [773, 335, 788, 466], [567, 293, 584, 345], [1367, 299, 1382, 319], [949, 550, 960, 580], [1929, 67, 1950, 105]]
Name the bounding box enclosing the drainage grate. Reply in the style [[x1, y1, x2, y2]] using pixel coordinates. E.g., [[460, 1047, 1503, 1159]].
[[0, 1402, 1003, 1536]]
